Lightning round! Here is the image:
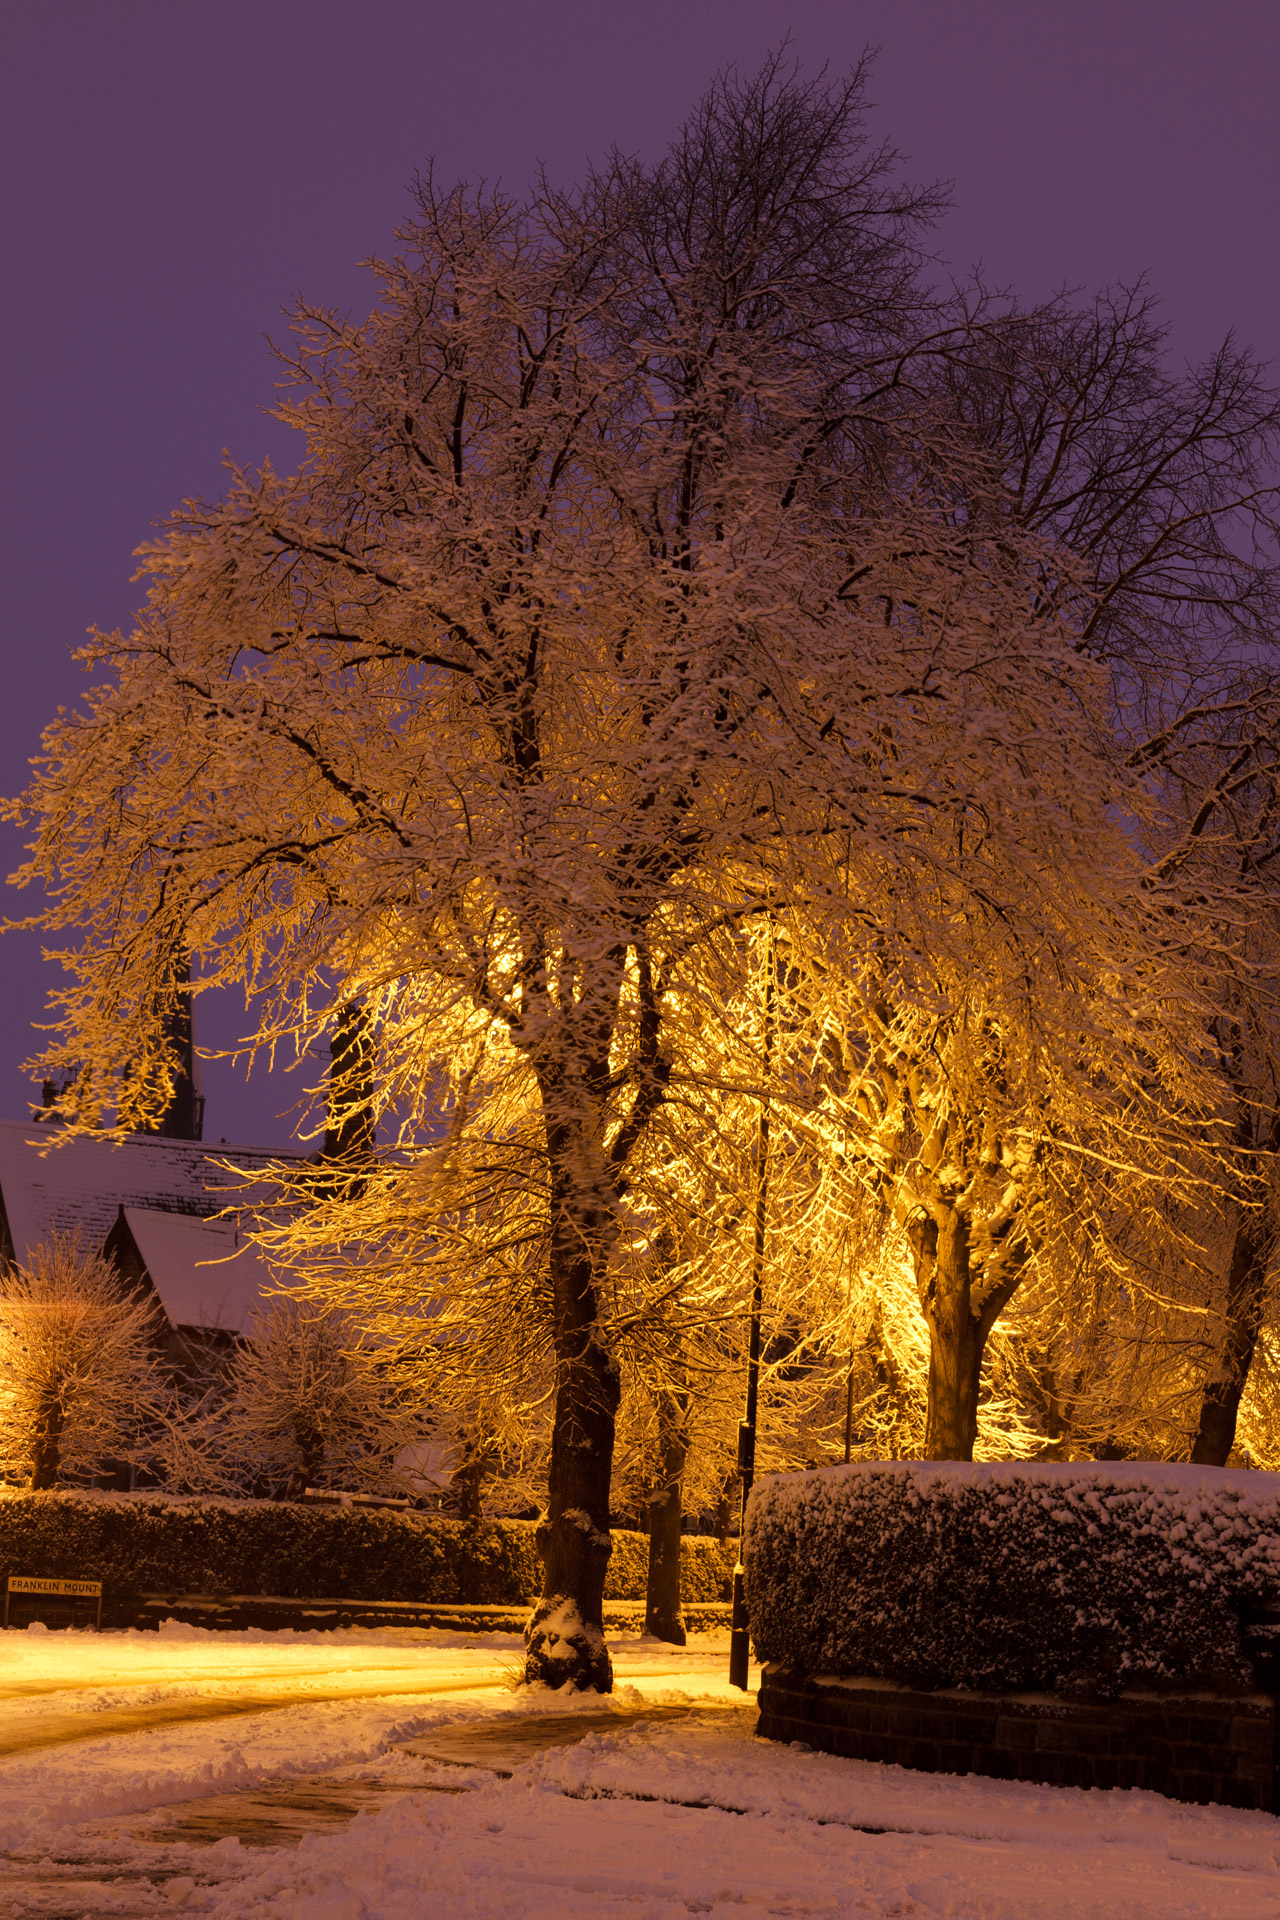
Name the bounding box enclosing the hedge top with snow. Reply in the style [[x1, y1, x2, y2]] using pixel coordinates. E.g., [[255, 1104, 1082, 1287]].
[[745, 1460, 1280, 1699], [0, 1489, 736, 1608]]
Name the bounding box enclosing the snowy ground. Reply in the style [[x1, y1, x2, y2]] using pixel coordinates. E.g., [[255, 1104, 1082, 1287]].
[[2, 1623, 1279, 1917]]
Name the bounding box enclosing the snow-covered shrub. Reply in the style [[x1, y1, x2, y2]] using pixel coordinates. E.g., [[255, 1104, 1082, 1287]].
[[0, 1489, 735, 1606], [746, 1460, 1280, 1697], [0, 1233, 163, 1488]]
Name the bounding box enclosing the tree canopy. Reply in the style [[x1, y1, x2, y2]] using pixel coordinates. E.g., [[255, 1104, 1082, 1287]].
[[8, 53, 1280, 1688]]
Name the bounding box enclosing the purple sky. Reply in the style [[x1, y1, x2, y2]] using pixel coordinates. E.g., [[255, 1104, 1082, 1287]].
[[2, 0, 1277, 1147]]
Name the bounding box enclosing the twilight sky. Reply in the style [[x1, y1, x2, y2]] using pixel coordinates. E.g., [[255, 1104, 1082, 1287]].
[[2, 0, 1277, 1147]]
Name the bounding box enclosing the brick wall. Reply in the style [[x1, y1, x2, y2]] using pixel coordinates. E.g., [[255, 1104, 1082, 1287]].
[[757, 1665, 1275, 1811]]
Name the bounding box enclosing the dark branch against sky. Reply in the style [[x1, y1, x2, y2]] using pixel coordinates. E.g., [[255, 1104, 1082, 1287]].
[[2, 0, 1276, 1146]]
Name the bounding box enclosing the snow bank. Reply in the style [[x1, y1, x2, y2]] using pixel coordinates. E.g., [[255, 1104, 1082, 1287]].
[[198, 1712, 1280, 1920], [746, 1460, 1280, 1696]]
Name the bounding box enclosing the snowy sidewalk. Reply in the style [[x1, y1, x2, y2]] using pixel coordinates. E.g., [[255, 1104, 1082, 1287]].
[[2, 1624, 1279, 1917]]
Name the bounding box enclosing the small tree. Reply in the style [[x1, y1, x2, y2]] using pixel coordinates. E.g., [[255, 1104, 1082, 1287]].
[[170, 1297, 428, 1500], [0, 1233, 162, 1488]]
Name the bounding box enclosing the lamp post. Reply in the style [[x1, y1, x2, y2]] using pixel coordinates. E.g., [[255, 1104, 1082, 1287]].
[[729, 924, 775, 1692]]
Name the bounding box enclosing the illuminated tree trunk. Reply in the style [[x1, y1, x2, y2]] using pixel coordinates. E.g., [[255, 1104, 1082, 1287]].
[[1037, 1362, 1075, 1460], [645, 1388, 689, 1645], [448, 1429, 497, 1521], [1190, 1213, 1270, 1466], [524, 1110, 621, 1693], [911, 1209, 987, 1462]]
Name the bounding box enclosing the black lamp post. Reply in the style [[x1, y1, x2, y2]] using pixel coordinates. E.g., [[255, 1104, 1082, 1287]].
[[729, 925, 775, 1692]]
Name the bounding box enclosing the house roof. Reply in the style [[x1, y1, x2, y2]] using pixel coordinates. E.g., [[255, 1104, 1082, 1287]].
[[0, 1117, 302, 1271], [121, 1206, 275, 1335]]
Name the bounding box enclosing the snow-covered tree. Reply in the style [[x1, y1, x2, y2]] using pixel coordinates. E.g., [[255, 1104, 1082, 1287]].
[[15, 53, 1275, 1682], [744, 786, 1231, 1462], [0, 63, 955, 1687], [161, 1297, 428, 1500], [0, 1233, 162, 1488], [1135, 685, 1280, 1464]]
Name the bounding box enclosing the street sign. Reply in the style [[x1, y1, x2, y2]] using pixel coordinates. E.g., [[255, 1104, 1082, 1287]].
[[4, 1574, 103, 1630]]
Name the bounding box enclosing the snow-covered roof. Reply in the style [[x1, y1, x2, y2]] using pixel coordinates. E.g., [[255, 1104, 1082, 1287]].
[[0, 1117, 302, 1269], [122, 1206, 275, 1335]]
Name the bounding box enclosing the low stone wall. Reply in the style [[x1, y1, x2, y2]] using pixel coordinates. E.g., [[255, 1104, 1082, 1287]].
[[757, 1665, 1276, 1811]]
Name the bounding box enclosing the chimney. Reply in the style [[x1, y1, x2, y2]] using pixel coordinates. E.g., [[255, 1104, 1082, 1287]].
[[149, 952, 205, 1140], [322, 1001, 375, 1189]]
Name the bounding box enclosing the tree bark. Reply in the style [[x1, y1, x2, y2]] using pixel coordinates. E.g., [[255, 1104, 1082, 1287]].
[[1190, 1212, 1271, 1466], [524, 1119, 621, 1692], [912, 1208, 987, 1461], [448, 1430, 494, 1521], [645, 1388, 689, 1644], [524, 1333, 619, 1690], [1034, 1354, 1087, 1460], [288, 1414, 325, 1500], [30, 1387, 64, 1489]]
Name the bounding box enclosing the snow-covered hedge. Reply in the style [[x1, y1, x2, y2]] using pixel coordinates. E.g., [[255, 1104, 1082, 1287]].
[[745, 1461, 1280, 1698], [0, 1491, 735, 1607]]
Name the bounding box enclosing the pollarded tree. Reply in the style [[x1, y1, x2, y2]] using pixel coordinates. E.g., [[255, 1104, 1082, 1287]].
[[0, 1233, 163, 1488]]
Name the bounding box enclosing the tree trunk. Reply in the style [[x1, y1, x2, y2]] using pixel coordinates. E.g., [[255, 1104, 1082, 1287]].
[[448, 1430, 494, 1521], [30, 1387, 64, 1489], [1036, 1356, 1085, 1460], [713, 1473, 736, 1546], [524, 1332, 619, 1690], [1190, 1213, 1271, 1466], [524, 1124, 621, 1692], [912, 1209, 986, 1461], [288, 1414, 325, 1500], [645, 1388, 689, 1644]]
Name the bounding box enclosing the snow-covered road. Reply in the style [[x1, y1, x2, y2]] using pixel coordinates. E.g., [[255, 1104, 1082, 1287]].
[[0, 1621, 730, 1842], [2, 1622, 1279, 1917]]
